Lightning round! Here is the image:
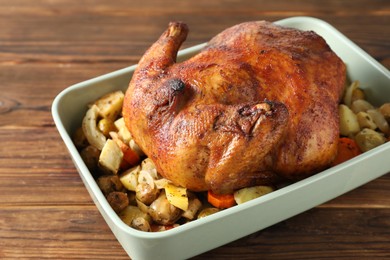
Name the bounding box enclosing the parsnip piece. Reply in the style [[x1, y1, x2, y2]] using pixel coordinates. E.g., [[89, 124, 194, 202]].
[[339, 104, 360, 136], [114, 117, 132, 144], [164, 183, 188, 211], [355, 128, 386, 152], [94, 90, 124, 120], [119, 165, 141, 191], [356, 112, 377, 130], [99, 139, 123, 174], [114, 116, 126, 129], [82, 105, 106, 150], [234, 186, 274, 205]]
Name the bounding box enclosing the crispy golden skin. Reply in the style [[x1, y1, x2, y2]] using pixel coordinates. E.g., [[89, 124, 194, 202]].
[[123, 21, 346, 194]]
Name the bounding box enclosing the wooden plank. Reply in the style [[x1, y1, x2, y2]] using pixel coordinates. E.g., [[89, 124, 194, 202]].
[[0, 127, 93, 205], [0, 206, 129, 259], [0, 206, 389, 259], [196, 208, 390, 259], [0, 63, 130, 127], [0, 1, 388, 63]]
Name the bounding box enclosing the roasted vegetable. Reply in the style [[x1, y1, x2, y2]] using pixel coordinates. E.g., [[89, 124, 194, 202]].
[[351, 87, 365, 103], [129, 139, 145, 157], [131, 217, 151, 232], [107, 191, 129, 213], [82, 105, 107, 150], [94, 90, 124, 121], [331, 137, 361, 166], [351, 99, 374, 114], [207, 190, 236, 209], [114, 117, 132, 144], [182, 197, 202, 220], [141, 158, 157, 173], [97, 118, 116, 137], [233, 186, 274, 205], [355, 128, 386, 152], [339, 104, 360, 137], [148, 192, 182, 225], [343, 80, 359, 107], [111, 136, 140, 167], [119, 165, 140, 191], [356, 112, 377, 130], [197, 208, 220, 219], [367, 109, 389, 134], [97, 175, 124, 196], [119, 205, 152, 228], [164, 183, 188, 211], [73, 127, 89, 149], [379, 103, 390, 122], [79, 145, 100, 173], [136, 182, 160, 205], [99, 139, 123, 174]]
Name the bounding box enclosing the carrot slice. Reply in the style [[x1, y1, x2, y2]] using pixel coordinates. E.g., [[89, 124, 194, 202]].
[[331, 137, 361, 166], [121, 144, 140, 166], [207, 190, 236, 209], [113, 138, 140, 166]]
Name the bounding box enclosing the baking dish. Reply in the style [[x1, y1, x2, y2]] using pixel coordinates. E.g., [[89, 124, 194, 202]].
[[52, 16, 390, 259]]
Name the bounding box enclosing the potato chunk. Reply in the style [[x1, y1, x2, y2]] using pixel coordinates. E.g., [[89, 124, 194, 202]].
[[339, 104, 360, 136], [94, 90, 124, 121], [356, 112, 377, 130], [119, 205, 152, 227], [234, 186, 274, 205], [119, 165, 141, 191], [355, 128, 386, 152], [379, 103, 390, 122]]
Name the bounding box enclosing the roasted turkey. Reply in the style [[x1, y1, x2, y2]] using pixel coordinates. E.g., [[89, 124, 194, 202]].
[[123, 21, 346, 194]]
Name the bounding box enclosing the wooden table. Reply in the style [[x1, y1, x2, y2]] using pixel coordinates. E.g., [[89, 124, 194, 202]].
[[1, 0, 389, 259]]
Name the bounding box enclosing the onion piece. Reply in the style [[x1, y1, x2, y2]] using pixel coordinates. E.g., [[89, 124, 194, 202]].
[[343, 81, 359, 107], [351, 99, 374, 114], [367, 109, 389, 134], [82, 104, 106, 150]]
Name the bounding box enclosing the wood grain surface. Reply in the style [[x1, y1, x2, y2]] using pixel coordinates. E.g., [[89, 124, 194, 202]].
[[0, 0, 389, 259]]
